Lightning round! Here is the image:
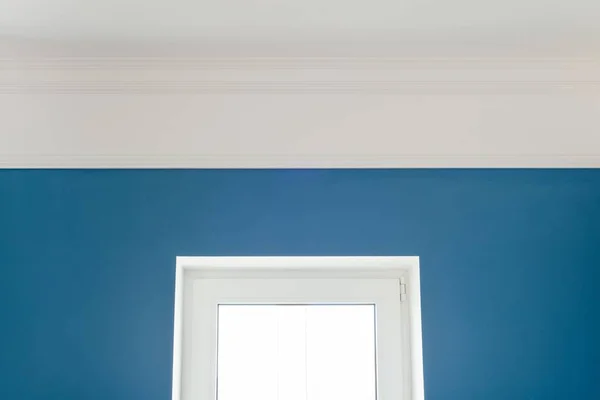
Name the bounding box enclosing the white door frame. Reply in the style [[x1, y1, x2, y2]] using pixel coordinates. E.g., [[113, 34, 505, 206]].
[[172, 256, 424, 400]]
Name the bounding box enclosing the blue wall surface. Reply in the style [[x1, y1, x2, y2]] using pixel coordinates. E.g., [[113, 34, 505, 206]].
[[1, 169, 599, 399]]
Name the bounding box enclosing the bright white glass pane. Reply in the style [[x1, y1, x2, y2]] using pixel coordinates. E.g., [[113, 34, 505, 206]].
[[217, 305, 376, 400]]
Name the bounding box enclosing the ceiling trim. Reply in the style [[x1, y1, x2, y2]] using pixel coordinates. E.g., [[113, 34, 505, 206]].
[[1, 55, 599, 169], [1, 57, 599, 94], [1, 154, 599, 169]]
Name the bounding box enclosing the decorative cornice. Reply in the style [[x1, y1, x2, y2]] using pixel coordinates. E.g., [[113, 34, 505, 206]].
[[1, 154, 599, 169], [1, 56, 599, 168], [1, 57, 599, 94]]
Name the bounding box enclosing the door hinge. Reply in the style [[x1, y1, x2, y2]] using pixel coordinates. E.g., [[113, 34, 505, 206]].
[[400, 277, 407, 302]]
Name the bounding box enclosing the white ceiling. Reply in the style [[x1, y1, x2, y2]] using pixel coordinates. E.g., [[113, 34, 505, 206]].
[[1, 0, 599, 168], [1, 0, 600, 55]]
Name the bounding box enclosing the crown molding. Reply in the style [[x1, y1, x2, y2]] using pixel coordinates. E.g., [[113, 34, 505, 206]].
[[1, 154, 599, 169], [1, 54, 599, 169], [1, 56, 599, 94]]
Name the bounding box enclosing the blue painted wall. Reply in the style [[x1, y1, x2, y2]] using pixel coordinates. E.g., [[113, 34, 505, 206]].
[[1, 170, 599, 399]]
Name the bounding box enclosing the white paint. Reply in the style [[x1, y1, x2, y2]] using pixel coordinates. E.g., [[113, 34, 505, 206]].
[[0, 56, 599, 168], [173, 256, 423, 400], [1, 0, 600, 57]]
